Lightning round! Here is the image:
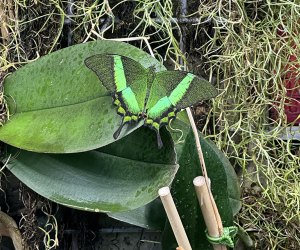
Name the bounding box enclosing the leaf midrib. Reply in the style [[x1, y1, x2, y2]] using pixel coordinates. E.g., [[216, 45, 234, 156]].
[[12, 94, 111, 114]]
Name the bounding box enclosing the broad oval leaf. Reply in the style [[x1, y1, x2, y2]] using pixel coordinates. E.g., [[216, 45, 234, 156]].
[[162, 120, 241, 250], [108, 198, 166, 230], [7, 127, 178, 212], [109, 119, 241, 241], [0, 41, 165, 153]]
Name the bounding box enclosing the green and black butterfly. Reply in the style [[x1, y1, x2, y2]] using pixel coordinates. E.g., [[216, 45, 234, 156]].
[[85, 54, 217, 148]]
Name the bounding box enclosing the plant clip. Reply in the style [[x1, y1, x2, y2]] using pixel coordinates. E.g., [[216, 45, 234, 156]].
[[205, 226, 238, 248]]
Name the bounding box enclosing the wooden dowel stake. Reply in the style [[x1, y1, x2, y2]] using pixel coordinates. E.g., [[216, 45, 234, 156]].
[[159, 187, 192, 250], [193, 177, 227, 250]]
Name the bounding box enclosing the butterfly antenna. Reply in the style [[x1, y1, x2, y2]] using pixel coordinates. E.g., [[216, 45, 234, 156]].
[[113, 117, 126, 139], [156, 129, 163, 149]]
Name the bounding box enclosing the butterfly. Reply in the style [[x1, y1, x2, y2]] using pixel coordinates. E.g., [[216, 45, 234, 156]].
[[84, 54, 217, 148]]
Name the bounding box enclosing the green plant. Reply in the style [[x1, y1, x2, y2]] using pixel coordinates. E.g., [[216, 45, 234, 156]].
[[1, 41, 240, 249], [1, 1, 299, 249]]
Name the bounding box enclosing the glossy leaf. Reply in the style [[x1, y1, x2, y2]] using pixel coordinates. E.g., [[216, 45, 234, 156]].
[[0, 41, 165, 153], [7, 127, 178, 212], [109, 119, 241, 246], [162, 119, 241, 250], [108, 198, 165, 230]]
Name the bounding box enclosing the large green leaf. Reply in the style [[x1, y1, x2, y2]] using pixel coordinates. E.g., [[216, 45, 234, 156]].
[[108, 198, 166, 230], [162, 120, 241, 250], [0, 41, 165, 153], [109, 119, 241, 248], [7, 127, 178, 212]]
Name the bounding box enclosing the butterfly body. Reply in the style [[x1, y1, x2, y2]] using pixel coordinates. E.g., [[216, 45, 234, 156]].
[[85, 54, 217, 148]]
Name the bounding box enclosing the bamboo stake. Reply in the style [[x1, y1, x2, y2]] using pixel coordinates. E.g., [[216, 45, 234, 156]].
[[193, 176, 225, 250], [186, 108, 226, 250], [158, 187, 192, 250]]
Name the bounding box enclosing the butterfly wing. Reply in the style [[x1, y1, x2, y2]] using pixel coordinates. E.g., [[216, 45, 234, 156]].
[[85, 54, 150, 139], [85, 54, 149, 109], [145, 71, 217, 147]]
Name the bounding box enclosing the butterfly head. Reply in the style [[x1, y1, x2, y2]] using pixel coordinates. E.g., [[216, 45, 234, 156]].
[[139, 111, 148, 119]]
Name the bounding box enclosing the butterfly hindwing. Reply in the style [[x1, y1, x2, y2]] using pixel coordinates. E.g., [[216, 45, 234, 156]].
[[146, 71, 217, 113], [145, 71, 217, 147], [85, 54, 150, 139]]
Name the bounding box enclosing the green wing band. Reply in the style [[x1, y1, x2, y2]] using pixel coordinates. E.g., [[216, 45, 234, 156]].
[[114, 55, 127, 92], [122, 87, 141, 114], [147, 96, 172, 119], [168, 73, 195, 106], [147, 73, 195, 119], [113, 56, 142, 114]]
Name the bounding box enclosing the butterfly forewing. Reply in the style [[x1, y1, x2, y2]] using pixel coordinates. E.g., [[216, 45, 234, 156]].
[[146, 71, 217, 116], [119, 56, 150, 111], [143, 70, 216, 148], [84, 54, 115, 92], [85, 54, 149, 139], [169, 72, 217, 110], [85, 54, 149, 112]]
